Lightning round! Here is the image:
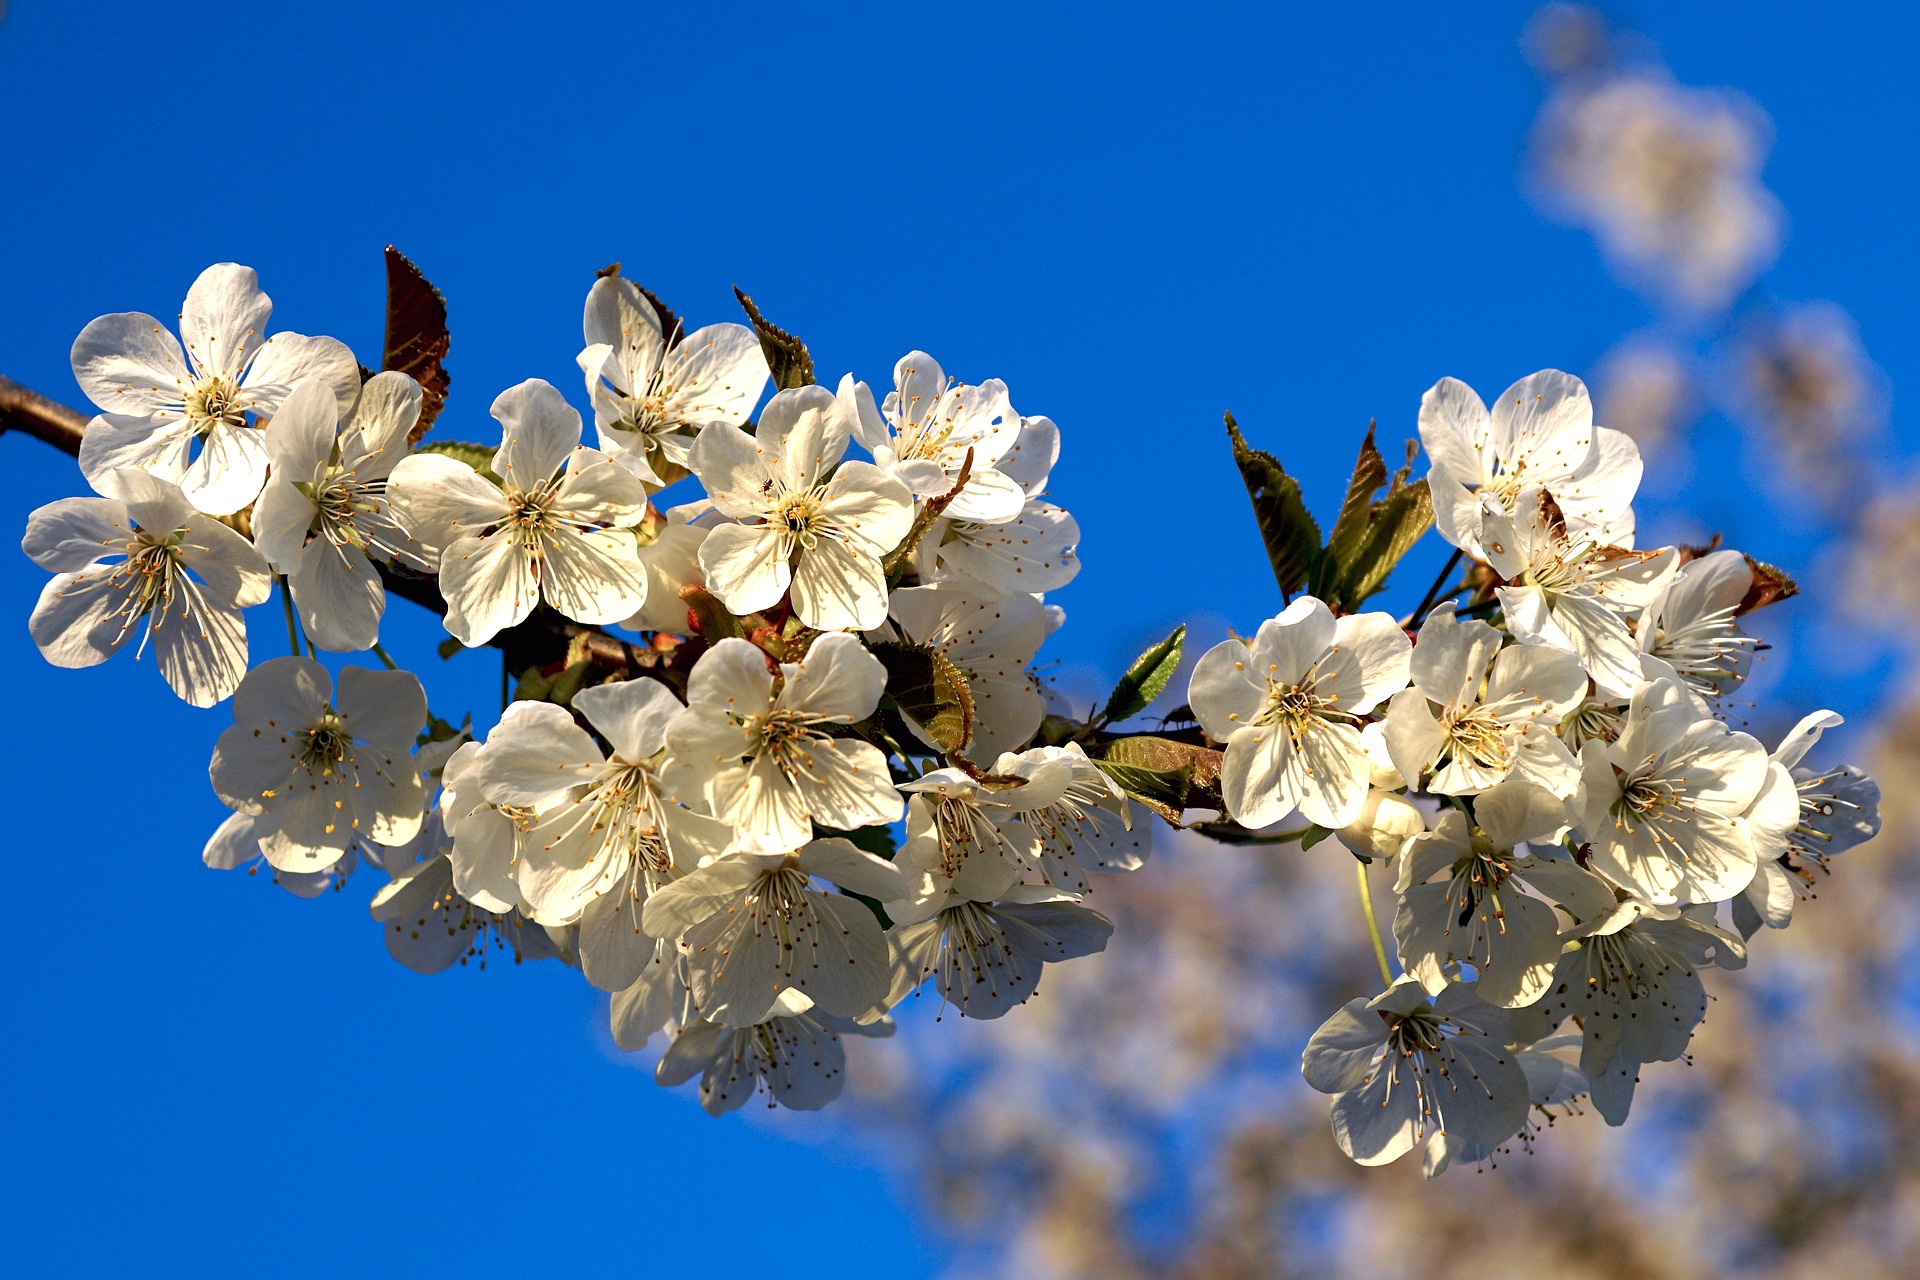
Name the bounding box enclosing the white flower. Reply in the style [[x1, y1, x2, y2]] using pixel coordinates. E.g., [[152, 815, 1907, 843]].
[[1188, 597, 1412, 829], [886, 584, 1046, 762], [203, 811, 354, 898], [251, 373, 426, 651], [576, 276, 769, 485], [1383, 603, 1587, 797], [386, 379, 652, 646], [841, 352, 1026, 523], [1422, 1033, 1593, 1177], [640, 837, 907, 1026], [22, 468, 272, 706], [1732, 710, 1881, 938], [690, 384, 914, 631], [654, 988, 892, 1116], [1392, 803, 1613, 1007], [883, 857, 1112, 1019], [438, 736, 533, 916], [663, 633, 903, 854], [1483, 490, 1678, 698], [1302, 977, 1531, 1169], [1515, 894, 1745, 1120], [1334, 787, 1427, 862], [1635, 548, 1759, 701], [992, 743, 1149, 893], [370, 846, 561, 975], [1576, 676, 1770, 904], [209, 657, 429, 872], [919, 499, 1081, 596], [897, 767, 1033, 900], [469, 677, 731, 991], [72, 263, 360, 515], [1419, 369, 1642, 559], [619, 501, 716, 634]]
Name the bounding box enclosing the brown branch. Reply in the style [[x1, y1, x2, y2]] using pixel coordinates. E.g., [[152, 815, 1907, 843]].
[[0, 376, 88, 453], [0, 373, 660, 679]]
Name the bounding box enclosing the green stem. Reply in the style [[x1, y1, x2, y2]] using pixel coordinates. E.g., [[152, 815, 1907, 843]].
[[279, 578, 302, 658], [1356, 858, 1393, 986], [371, 642, 398, 671]]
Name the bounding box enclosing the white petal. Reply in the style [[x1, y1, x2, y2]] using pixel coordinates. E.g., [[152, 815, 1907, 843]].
[[698, 521, 790, 616], [572, 677, 683, 762], [490, 379, 583, 486], [438, 532, 537, 647], [70, 312, 192, 414], [181, 263, 272, 378], [337, 666, 428, 751]]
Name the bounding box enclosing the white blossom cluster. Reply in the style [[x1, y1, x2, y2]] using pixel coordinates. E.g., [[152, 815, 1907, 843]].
[[16, 266, 1879, 1160], [20, 263, 1127, 1116], [1195, 370, 1880, 1173]]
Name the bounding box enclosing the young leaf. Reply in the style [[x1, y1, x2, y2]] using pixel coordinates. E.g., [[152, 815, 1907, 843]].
[[733, 286, 814, 390], [1097, 734, 1224, 812], [1318, 422, 1388, 593], [1225, 412, 1321, 600], [871, 643, 975, 756], [1737, 556, 1799, 615], [1091, 758, 1189, 826], [381, 246, 451, 444], [414, 440, 498, 482], [1333, 477, 1434, 608], [1103, 624, 1186, 724]]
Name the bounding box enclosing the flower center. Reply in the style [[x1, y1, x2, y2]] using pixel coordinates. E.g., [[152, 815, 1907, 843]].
[[773, 491, 826, 549], [506, 485, 560, 547], [618, 393, 673, 439], [1441, 703, 1515, 771], [184, 374, 246, 437], [297, 713, 355, 777], [1253, 680, 1339, 734], [112, 532, 184, 622], [749, 709, 823, 779]]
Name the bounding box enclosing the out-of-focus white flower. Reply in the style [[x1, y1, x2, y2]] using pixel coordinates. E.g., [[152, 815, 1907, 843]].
[[1576, 677, 1770, 904], [1483, 489, 1678, 698], [71, 263, 361, 514], [641, 837, 906, 1026], [690, 384, 914, 631], [887, 584, 1046, 762], [576, 275, 769, 486], [883, 856, 1113, 1019], [1302, 977, 1531, 1169], [663, 634, 902, 855], [1595, 339, 1695, 456], [1724, 303, 1888, 482], [841, 352, 1026, 523], [209, 657, 428, 872], [1383, 603, 1587, 797], [387, 379, 653, 646], [1530, 72, 1781, 313], [1189, 597, 1411, 829], [1421, 370, 1642, 558], [251, 373, 426, 651], [1636, 548, 1758, 701], [654, 988, 893, 1116], [22, 468, 271, 706]]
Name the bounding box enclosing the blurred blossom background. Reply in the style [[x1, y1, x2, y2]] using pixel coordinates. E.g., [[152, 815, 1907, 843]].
[[3, 2, 1917, 1276]]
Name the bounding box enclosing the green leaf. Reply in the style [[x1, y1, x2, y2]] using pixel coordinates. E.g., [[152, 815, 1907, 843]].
[[1225, 412, 1321, 600], [871, 643, 974, 756], [734, 286, 814, 389], [1091, 758, 1189, 826], [414, 440, 499, 483], [1299, 824, 1335, 850], [1316, 422, 1388, 595], [1098, 734, 1224, 812], [381, 246, 451, 444], [1333, 477, 1433, 608], [817, 823, 898, 861], [1103, 623, 1185, 724]]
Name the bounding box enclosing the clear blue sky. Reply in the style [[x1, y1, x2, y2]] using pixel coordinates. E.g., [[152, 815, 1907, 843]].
[[1, 2, 1912, 1274]]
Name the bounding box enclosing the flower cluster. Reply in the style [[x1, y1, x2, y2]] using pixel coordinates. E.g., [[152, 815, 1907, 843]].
[[17, 263, 1878, 1157]]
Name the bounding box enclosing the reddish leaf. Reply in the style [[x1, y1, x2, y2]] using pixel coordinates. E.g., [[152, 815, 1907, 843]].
[[382, 246, 451, 444]]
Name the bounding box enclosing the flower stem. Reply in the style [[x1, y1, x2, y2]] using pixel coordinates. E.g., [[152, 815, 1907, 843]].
[[279, 577, 302, 658], [1404, 547, 1464, 628], [371, 642, 398, 671], [1356, 858, 1393, 986]]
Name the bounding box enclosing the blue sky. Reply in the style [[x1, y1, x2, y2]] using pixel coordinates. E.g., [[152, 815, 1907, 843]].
[[1, 2, 1912, 1274]]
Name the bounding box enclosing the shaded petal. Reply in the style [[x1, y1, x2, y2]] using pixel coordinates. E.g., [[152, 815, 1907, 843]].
[[71, 312, 192, 414]]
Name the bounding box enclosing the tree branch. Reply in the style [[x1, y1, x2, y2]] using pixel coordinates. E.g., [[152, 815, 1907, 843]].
[[0, 373, 661, 678]]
